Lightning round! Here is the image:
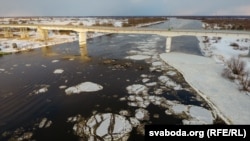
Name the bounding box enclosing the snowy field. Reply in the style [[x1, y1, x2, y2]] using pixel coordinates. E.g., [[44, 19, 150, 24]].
[[0, 17, 165, 54], [160, 29, 250, 124], [0, 17, 125, 53]]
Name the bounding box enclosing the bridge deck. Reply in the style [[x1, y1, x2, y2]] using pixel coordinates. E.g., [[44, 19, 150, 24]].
[[0, 24, 250, 38]]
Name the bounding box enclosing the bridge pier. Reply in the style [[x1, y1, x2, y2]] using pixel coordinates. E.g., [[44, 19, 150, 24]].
[[78, 32, 87, 47], [3, 27, 13, 38], [20, 28, 29, 39], [166, 37, 172, 53], [37, 27, 48, 41]]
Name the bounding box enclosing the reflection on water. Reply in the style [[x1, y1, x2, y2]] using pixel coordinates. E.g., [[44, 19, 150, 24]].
[[41, 46, 59, 57], [79, 44, 91, 61]]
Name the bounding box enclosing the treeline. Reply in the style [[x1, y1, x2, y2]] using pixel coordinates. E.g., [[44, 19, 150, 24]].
[[202, 18, 250, 30], [122, 17, 167, 27]]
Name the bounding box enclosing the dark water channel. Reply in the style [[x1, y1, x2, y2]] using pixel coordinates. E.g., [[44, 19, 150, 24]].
[[0, 18, 224, 141]]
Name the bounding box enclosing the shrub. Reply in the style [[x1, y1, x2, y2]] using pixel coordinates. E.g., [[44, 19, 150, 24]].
[[241, 73, 250, 91], [230, 43, 240, 50], [12, 43, 17, 48], [222, 57, 246, 79], [230, 43, 239, 47]]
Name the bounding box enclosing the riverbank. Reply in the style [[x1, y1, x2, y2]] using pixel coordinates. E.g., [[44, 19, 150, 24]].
[[0, 20, 167, 54], [160, 40, 250, 124]]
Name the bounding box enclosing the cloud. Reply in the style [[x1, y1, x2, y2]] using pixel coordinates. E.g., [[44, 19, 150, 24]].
[[0, 0, 250, 16], [215, 5, 250, 15]]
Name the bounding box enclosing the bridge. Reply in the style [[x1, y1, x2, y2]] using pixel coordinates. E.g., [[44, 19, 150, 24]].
[[0, 24, 250, 53]]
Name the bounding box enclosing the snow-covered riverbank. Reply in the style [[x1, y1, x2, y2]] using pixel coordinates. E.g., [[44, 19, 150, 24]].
[[160, 35, 250, 124], [0, 18, 166, 54]]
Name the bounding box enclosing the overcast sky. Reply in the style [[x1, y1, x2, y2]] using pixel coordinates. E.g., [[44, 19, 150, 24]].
[[1, 0, 250, 17]]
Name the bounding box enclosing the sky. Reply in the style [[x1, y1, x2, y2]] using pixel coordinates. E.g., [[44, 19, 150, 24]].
[[0, 0, 250, 17]]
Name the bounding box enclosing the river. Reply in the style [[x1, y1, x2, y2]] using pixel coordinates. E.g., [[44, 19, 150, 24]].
[[0, 18, 224, 141]]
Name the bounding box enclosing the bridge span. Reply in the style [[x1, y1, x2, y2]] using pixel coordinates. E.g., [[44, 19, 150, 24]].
[[0, 24, 250, 53]]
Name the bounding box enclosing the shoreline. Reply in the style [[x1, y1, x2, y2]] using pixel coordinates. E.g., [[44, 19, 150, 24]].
[[160, 36, 250, 124], [160, 53, 231, 124], [0, 21, 167, 54]]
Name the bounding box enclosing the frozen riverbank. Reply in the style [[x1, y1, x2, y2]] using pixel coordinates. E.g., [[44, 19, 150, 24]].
[[160, 52, 250, 124]]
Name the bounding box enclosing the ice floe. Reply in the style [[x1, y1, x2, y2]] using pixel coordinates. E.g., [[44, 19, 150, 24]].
[[59, 85, 67, 89], [158, 75, 182, 90], [17, 132, 33, 141], [126, 84, 148, 95], [73, 113, 132, 141], [187, 105, 214, 124], [65, 82, 103, 95], [125, 55, 151, 60], [29, 85, 49, 96], [152, 61, 163, 67], [39, 118, 52, 128], [51, 60, 59, 63], [166, 71, 177, 76], [53, 69, 64, 74], [135, 108, 150, 121]]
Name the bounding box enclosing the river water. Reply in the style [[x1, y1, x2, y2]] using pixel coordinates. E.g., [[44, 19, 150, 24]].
[[0, 18, 224, 141]]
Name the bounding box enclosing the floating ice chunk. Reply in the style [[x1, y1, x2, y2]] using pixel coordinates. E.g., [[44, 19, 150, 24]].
[[80, 113, 132, 141], [17, 132, 33, 141], [129, 117, 140, 127], [128, 102, 138, 107], [0, 69, 5, 71], [52, 60, 59, 63], [45, 120, 52, 128], [158, 76, 170, 83], [125, 55, 151, 60], [135, 108, 149, 121], [127, 50, 140, 54], [171, 104, 188, 115], [37, 88, 48, 94], [182, 119, 207, 125], [167, 71, 177, 76], [119, 110, 130, 116], [39, 118, 47, 128], [41, 65, 47, 68], [188, 106, 214, 124], [29, 85, 49, 96], [152, 61, 163, 67], [140, 74, 148, 78], [142, 78, 150, 83], [53, 69, 64, 74], [59, 85, 67, 89], [154, 89, 163, 95], [25, 64, 31, 67], [65, 82, 103, 95], [146, 82, 157, 87], [126, 84, 148, 95]]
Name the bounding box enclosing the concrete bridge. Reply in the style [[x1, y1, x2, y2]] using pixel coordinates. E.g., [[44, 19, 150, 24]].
[[0, 24, 250, 53]]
